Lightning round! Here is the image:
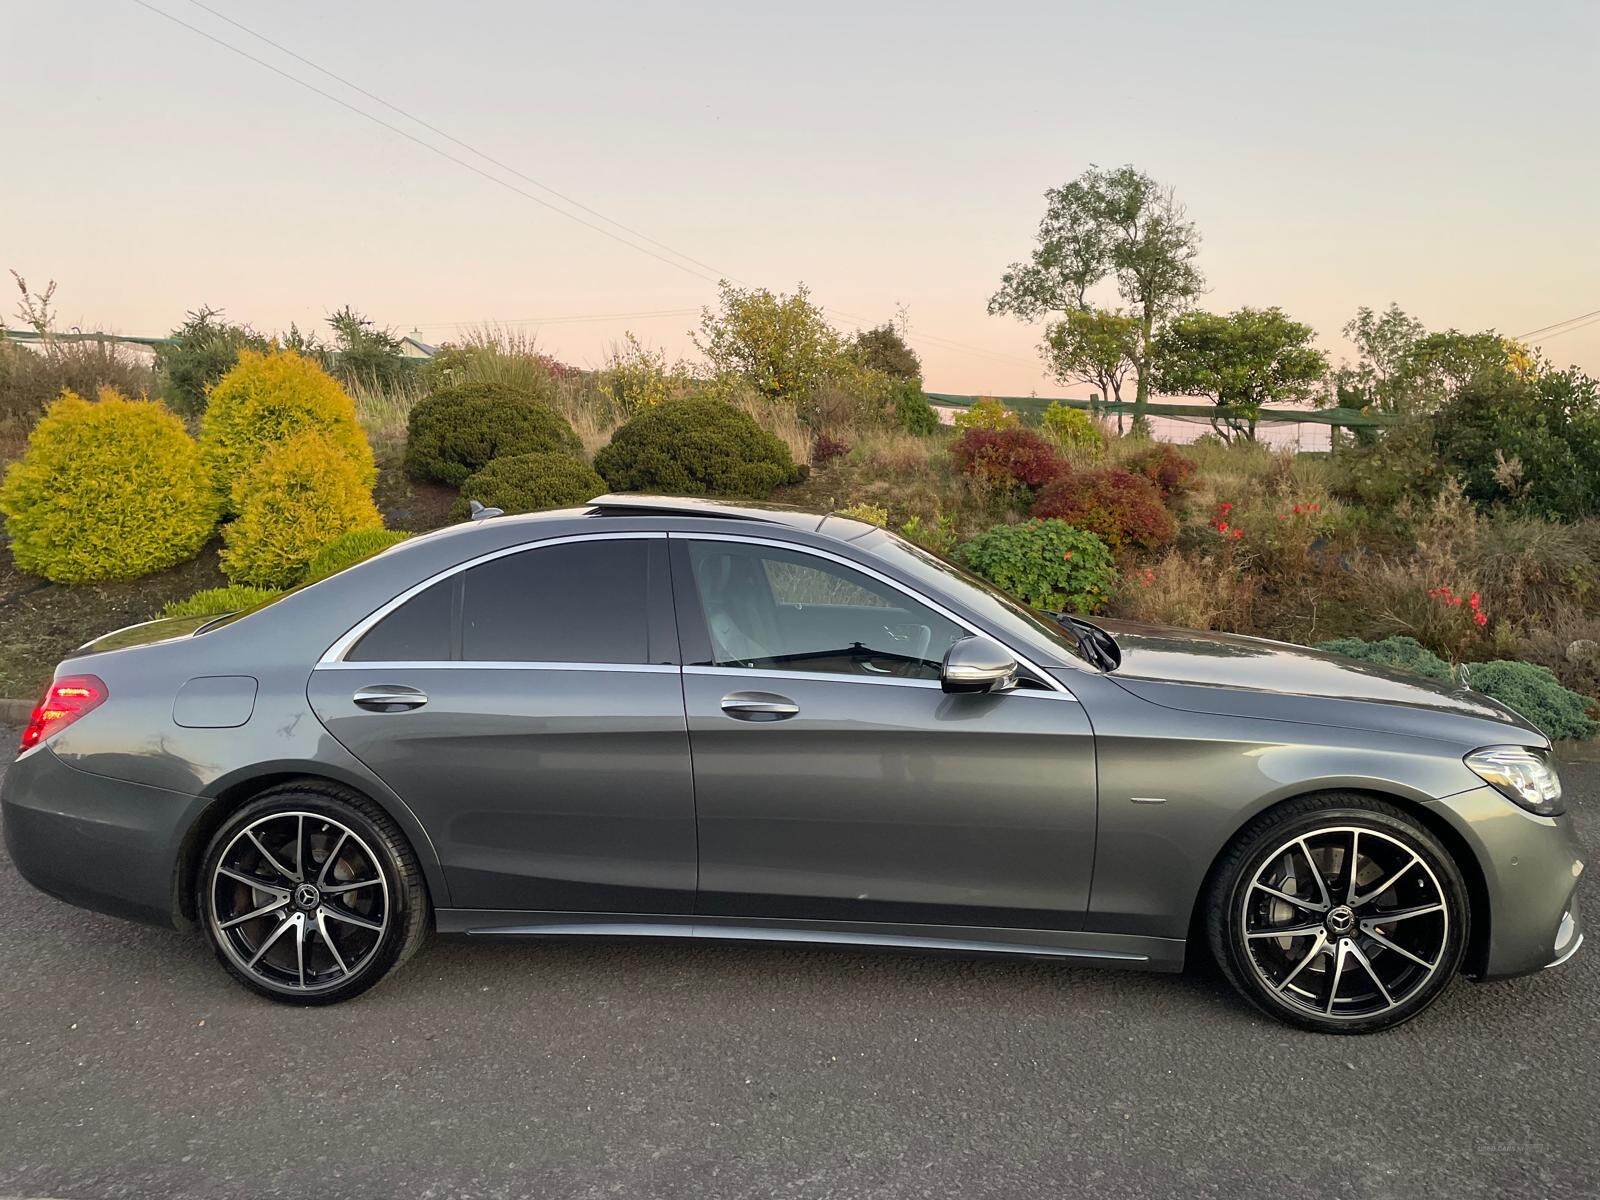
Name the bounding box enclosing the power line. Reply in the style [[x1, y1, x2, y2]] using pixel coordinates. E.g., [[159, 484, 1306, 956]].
[[1516, 307, 1600, 340], [180, 0, 739, 286], [133, 0, 1049, 378], [128, 0, 725, 286], [1529, 312, 1600, 343]]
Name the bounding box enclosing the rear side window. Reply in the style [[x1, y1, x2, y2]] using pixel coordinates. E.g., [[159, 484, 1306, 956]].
[[347, 576, 454, 662], [462, 539, 649, 663]]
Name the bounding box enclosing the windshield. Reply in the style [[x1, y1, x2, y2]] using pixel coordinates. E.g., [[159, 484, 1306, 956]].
[[859, 530, 1093, 667]]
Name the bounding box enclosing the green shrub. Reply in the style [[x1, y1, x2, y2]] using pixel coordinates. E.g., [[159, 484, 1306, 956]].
[[853, 324, 921, 381], [1315, 635, 1453, 682], [899, 513, 958, 555], [200, 349, 376, 511], [451, 452, 604, 520], [1029, 468, 1176, 554], [1458, 660, 1598, 741], [893, 382, 941, 435], [836, 502, 889, 526], [154, 306, 272, 416], [952, 397, 1019, 431], [0, 388, 218, 583], [957, 519, 1117, 614], [405, 381, 581, 487], [301, 528, 412, 584], [1040, 402, 1104, 454], [161, 585, 282, 619], [221, 431, 384, 587], [593, 396, 799, 498]]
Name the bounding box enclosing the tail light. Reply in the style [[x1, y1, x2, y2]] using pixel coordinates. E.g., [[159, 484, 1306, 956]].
[[18, 674, 107, 755]]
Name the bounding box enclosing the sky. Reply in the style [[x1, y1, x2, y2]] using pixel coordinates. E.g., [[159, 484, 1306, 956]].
[[5, 0, 1598, 395]]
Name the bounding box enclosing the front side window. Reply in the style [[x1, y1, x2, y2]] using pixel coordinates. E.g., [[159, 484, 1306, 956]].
[[685, 541, 964, 680]]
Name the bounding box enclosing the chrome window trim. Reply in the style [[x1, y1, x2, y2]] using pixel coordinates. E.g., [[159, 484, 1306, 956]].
[[671, 532, 1076, 700], [319, 531, 666, 665], [315, 660, 679, 674]]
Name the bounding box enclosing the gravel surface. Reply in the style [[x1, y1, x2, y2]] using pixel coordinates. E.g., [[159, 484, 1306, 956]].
[[0, 752, 1594, 1200]]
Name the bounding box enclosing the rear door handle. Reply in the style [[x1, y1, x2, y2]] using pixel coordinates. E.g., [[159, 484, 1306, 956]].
[[720, 691, 800, 721], [353, 685, 428, 712]]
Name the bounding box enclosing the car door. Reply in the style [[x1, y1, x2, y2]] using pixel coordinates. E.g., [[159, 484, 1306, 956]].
[[308, 533, 697, 914], [671, 534, 1098, 932]]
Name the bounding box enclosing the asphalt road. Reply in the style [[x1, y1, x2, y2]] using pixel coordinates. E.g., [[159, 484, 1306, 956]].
[[0, 751, 1595, 1200]]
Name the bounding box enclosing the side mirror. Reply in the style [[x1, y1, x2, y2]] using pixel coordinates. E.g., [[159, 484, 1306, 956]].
[[940, 635, 1018, 694]]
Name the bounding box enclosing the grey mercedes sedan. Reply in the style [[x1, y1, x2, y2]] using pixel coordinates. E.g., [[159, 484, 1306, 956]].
[[1, 496, 1585, 1033]]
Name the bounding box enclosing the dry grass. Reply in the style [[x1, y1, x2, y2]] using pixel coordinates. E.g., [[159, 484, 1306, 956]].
[[347, 375, 425, 462], [1114, 550, 1261, 631]]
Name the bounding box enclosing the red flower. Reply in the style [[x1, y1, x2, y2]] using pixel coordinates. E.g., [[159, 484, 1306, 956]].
[[1474, 611, 1488, 627]]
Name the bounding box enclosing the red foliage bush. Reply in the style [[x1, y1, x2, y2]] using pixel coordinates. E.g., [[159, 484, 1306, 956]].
[[1030, 468, 1177, 554], [951, 427, 1065, 489], [811, 431, 850, 467], [1123, 443, 1198, 500]]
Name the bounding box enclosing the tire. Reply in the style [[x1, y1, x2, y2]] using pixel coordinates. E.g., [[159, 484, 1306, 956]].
[[197, 781, 429, 1005], [1205, 793, 1469, 1035]]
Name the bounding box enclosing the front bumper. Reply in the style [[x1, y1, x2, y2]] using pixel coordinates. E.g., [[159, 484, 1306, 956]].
[[1427, 785, 1586, 979], [1, 743, 206, 928]]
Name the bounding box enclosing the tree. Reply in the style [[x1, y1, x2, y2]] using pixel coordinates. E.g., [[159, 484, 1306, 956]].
[[990, 165, 1204, 428], [852, 323, 921, 381], [1333, 303, 1530, 415], [1041, 309, 1139, 407], [1152, 307, 1327, 441], [155, 306, 272, 415], [693, 281, 845, 402], [327, 306, 412, 390]]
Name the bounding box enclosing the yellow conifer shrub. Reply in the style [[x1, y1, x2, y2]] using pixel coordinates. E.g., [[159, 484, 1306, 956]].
[[200, 349, 375, 511], [0, 388, 219, 582], [220, 430, 384, 587]]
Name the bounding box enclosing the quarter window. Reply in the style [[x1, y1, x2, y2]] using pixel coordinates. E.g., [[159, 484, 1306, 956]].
[[346, 576, 453, 662], [685, 541, 964, 680]]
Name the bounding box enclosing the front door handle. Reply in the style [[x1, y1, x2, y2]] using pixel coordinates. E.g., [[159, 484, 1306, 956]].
[[353, 685, 428, 712], [720, 691, 799, 721]]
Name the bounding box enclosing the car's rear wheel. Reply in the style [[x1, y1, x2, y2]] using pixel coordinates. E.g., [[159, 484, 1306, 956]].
[[198, 782, 428, 1004], [1206, 794, 1469, 1034]]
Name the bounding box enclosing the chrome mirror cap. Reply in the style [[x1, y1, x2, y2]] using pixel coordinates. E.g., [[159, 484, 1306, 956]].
[[940, 635, 1018, 695]]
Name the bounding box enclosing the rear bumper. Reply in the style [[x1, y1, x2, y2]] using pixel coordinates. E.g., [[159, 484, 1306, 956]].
[[1427, 786, 1586, 979], [1, 744, 204, 928]]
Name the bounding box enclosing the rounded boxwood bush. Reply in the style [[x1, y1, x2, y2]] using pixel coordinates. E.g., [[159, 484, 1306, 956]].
[[161, 585, 283, 619], [452, 452, 604, 520], [956, 518, 1117, 614], [0, 388, 219, 583], [200, 349, 375, 512], [404, 381, 581, 487], [221, 430, 384, 587], [301, 527, 412, 585], [593, 396, 799, 498], [1030, 468, 1176, 555]]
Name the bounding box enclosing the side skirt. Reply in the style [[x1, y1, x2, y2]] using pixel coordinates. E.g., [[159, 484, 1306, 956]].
[[434, 909, 1187, 973]]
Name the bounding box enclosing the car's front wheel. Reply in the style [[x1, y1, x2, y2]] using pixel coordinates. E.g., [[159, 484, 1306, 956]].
[[198, 782, 429, 1004], [1207, 794, 1469, 1034]]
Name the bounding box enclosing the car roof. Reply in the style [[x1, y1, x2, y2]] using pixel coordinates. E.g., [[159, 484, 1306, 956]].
[[584, 493, 836, 532]]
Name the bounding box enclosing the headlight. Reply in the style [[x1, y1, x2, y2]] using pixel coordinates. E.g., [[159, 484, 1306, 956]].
[[1466, 746, 1564, 816]]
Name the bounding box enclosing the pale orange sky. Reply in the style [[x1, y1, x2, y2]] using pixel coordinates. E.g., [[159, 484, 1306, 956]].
[[5, 1, 1597, 394]]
